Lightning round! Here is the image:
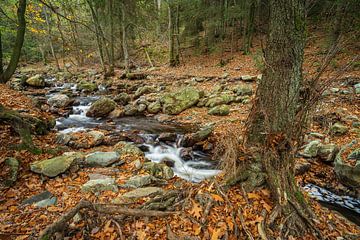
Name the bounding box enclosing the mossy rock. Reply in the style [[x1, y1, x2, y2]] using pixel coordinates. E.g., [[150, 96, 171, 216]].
[[86, 98, 117, 118], [205, 92, 235, 108], [208, 105, 230, 116], [77, 82, 98, 92], [161, 87, 200, 115]]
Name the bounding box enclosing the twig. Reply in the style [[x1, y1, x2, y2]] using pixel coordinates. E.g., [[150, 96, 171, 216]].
[[111, 219, 125, 240]]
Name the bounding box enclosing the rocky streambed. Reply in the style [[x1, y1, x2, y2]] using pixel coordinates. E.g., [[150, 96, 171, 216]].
[[8, 71, 360, 226]]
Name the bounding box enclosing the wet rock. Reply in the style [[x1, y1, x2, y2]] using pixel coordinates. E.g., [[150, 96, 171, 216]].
[[84, 152, 120, 167], [123, 175, 161, 188], [47, 94, 70, 108], [158, 133, 177, 142], [161, 87, 200, 115], [30, 152, 83, 177], [143, 162, 174, 180], [22, 191, 55, 206], [114, 141, 144, 157], [114, 93, 131, 105], [208, 105, 230, 116], [182, 124, 214, 147], [121, 187, 164, 199], [180, 147, 193, 160], [318, 144, 339, 162], [159, 157, 175, 167], [330, 122, 348, 136], [108, 108, 125, 118], [86, 97, 117, 118], [135, 86, 156, 98], [81, 178, 118, 193], [147, 101, 162, 114], [26, 74, 45, 87], [77, 82, 98, 92], [334, 143, 360, 188], [302, 140, 321, 157], [205, 93, 234, 108]]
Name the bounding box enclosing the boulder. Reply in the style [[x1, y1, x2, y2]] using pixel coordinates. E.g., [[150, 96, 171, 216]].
[[233, 84, 253, 96], [77, 82, 98, 92], [108, 108, 125, 118], [205, 93, 234, 108], [330, 122, 348, 136], [81, 178, 118, 193], [135, 86, 156, 98], [121, 187, 164, 199], [208, 105, 230, 116], [68, 131, 105, 149], [302, 140, 321, 157], [26, 74, 45, 87], [123, 175, 162, 188], [114, 93, 131, 106], [334, 144, 360, 187], [30, 152, 83, 177], [143, 162, 174, 180], [86, 98, 116, 118], [114, 141, 144, 157], [318, 144, 339, 162], [182, 124, 214, 147], [124, 104, 139, 116], [147, 101, 162, 114], [47, 94, 70, 108], [84, 152, 120, 167], [161, 87, 200, 115]]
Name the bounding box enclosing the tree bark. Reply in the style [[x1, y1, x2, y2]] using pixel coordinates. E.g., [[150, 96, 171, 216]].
[[121, 1, 129, 72], [44, 6, 60, 71], [244, 0, 319, 237], [0, 0, 27, 83]]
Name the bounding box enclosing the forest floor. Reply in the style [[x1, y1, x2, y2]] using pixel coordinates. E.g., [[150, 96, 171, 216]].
[[0, 33, 360, 240]]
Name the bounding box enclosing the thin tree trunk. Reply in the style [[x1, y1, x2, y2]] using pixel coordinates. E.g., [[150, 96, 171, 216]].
[[0, 31, 3, 76], [0, 0, 27, 83], [121, 2, 129, 72], [244, 0, 318, 237], [44, 7, 60, 71], [108, 0, 115, 75]]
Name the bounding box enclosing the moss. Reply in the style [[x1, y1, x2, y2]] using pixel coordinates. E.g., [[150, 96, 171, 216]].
[[295, 190, 305, 204]]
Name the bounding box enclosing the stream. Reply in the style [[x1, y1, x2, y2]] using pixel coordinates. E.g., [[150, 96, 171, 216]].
[[41, 82, 360, 225]]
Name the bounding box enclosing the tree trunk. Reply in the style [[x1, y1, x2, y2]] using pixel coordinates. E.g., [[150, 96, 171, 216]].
[[0, 31, 3, 76], [121, 2, 129, 72], [0, 0, 27, 83], [244, 0, 319, 237], [44, 6, 60, 71], [108, 0, 115, 75]]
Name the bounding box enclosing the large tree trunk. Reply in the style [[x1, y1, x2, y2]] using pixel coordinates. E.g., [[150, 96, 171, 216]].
[[0, 0, 27, 83], [244, 0, 319, 237]]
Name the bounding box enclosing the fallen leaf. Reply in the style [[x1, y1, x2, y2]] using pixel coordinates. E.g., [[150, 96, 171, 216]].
[[189, 199, 202, 219]]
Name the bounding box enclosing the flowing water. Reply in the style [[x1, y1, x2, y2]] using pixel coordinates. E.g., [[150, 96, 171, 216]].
[[45, 83, 359, 224]]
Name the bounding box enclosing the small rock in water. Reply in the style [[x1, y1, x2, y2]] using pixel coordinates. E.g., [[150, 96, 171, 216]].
[[47, 94, 71, 108], [86, 97, 116, 118]]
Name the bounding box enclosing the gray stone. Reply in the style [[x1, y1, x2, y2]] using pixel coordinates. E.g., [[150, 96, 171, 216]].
[[34, 197, 57, 208], [334, 144, 360, 188], [114, 141, 144, 157], [121, 187, 164, 199], [124, 104, 139, 116], [123, 175, 159, 188], [348, 148, 360, 161], [47, 94, 70, 108], [114, 93, 131, 105], [303, 140, 321, 158], [354, 83, 360, 94], [161, 87, 200, 115], [143, 162, 174, 180], [26, 74, 45, 87], [205, 93, 234, 108], [22, 191, 53, 205], [81, 178, 118, 193], [30, 152, 83, 177], [182, 124, 214, 147], [241, 75, 256, 82], [135, 86, 156, 98], [309, 132, 325, 139], [86, 98, 117, 118], [88, 131, 105, 146], [233, 84, 253, 96], [85, 152, 120, 167], [208, 105, 230, 116], [55, 133, 72, 145], [330, 123, 348, 136], [318, 144, 339, 162], [147, 101, 162, 114], [77, 82, 98, 92]]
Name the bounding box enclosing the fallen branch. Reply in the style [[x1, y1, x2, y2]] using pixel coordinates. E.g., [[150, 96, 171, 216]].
[[38, 200, 177, 240]]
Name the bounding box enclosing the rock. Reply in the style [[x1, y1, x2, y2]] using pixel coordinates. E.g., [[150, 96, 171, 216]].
[[295, 159, 311, 175], [143, 162, 174, 180], [81, 178, 118, 193], [26, 74, 45, 87], [22, 191, 56, 206], [114, 93, 131, 105], [334, 144, 360, 187], [318, 144, 339, 162], [35, 197, 57, 208], [180, 147, 193, 160], [161, 87, 200, 115], [147, 101, 162, 114], [114, 141, 144, 157], [182, 124, 214, 147], [47, 94, 70, 108], [135, 86, 156, 98], [67, 131, 105, 149], [77, 82, 98, 92], [137, 103, 147, 113], [348, 148, 360, 160], [241, 75, 256, 82], [124, 104, 139, 116], [233, 84, 253, 96], [330, 122, 348, 136], [30, 152, 83, 177], [354, 83, 360, 94], [309, 132, 325, 139], [160, 157, 175, 167], [123, 175, 160, 188], [121, 187, 164, 199], [205, 93, 234, 108], [86, 98, 117, 118], [158, 133, 177, 142], [108, 108, 125, 118], [85, 152, 120, 167], [208, 105, 230, 116], [134, 159, 142, 169], [302, 140, 321, 157]]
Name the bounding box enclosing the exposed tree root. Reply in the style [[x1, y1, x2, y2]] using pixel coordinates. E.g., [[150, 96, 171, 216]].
[[38, 200, 177, 240]]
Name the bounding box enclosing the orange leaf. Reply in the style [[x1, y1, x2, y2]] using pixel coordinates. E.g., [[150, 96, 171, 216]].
[[247, 192, 261, 200], [189, 200, 202, 219], [211, 194, 224, 202]]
